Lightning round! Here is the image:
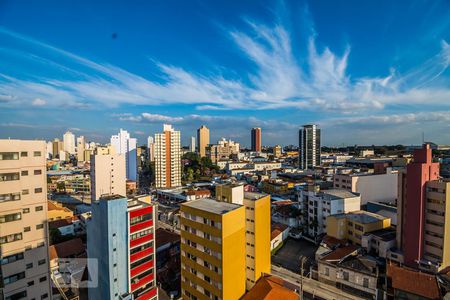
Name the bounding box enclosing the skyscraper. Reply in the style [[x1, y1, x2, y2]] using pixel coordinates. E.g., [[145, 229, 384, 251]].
[[87, 195, 158, 300], [52, 138, 63, 157], [76, 135, 85, 162], [147, 136, 155, 162], [154, 124, 181, 188], [197, 125, 210, 157], [299, 124, 321, 169], [111, 129, 137, 181], [190, 136, 196, 153], [90, 153, 126, 201], [0, 140, 51, 300], [63, 130, 76, 154], [251, 127, 262, 152], [400, 144, 442, 269]]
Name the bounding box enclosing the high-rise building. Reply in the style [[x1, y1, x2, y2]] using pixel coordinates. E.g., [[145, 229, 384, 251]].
[[400, 144, 442, 269], [147, 136, 155, 162], [46, 141, 53, 159], [251, 127, 262, 152], [273, 145, 282, 158], [154, 124, 181, 188], [52, 138, 63, 158], [0, 140, 51, 300], [183, 186, 271, 295], [207, 138, 240, 163], [90, 154, 126, 201], [190, 136, 196, 153], [87, 195, 158, 300], [63, 130, 76, 154], [180, 198, 247, 299], [76, 135, 85, 162], [197, 125, 210, 157], [111, 129, 138, 181], [299, 124, 321, 169]]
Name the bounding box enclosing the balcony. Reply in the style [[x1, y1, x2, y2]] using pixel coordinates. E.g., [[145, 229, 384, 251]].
[[130, 220, 153, 234], [130, 233, 154, 248], [130, 247, 154, 263], [130, 260, 154, 278]]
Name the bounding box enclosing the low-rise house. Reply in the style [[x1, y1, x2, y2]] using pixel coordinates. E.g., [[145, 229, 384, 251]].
[[361, 228, 396, 258], [261, 179, 294, 195], [48, 200, 74, 221], [271, 223, 289, 251], [318, 247, 382, 299], [326, 211, 391, 245], [49, 218, 75, 236], [156, 187, 210, 205], [241, 274, 299, 300], [387, 263, 441, 300], [272, 205, 301, 228]]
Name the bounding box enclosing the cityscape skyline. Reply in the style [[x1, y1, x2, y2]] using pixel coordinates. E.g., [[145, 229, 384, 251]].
[[0, 1, 450, 146]]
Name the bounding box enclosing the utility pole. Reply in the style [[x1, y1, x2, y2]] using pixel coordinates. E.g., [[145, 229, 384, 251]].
[[300, 256, 307, 298]]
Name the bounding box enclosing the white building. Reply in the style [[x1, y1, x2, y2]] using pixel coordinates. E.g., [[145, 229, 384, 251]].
[[301, 188, 361, 237], [147, 136, 155, 162], [46, 141, 53, 159], [90, 154, 126, 200], [110, 129, 137, 181], [333, 168, 398, 205], [190, 136, 196, 153], [63, 130, 76, 154], [155, 124, 181, 188], [76, 135, 85, 162]]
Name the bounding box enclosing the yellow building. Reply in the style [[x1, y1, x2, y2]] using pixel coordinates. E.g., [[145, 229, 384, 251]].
[[261, 179, 294, 195], [273, 145, 282, 158], [48, 200, 74, 221], [326, 211, 391, 245], [181, 198, 246, 300], [215, 183, 244, 204], [243, 192, 271, 290], [197, 125, 210, 158]]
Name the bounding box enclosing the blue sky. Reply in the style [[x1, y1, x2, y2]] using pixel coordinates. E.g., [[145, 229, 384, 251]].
[[0, 0, 449, 147]]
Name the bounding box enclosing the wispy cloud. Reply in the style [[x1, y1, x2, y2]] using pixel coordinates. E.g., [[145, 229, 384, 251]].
[[0, 17, 449, 114]]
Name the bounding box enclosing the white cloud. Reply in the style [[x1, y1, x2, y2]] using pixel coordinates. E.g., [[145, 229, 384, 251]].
[[0, 23, 449, 114], [31, 98, 46, 106]]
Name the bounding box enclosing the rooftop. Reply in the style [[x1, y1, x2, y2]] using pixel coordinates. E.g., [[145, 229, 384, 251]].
[[49, 238, 85, 260], [333, 210, 389, 224], [48, 200, 73, 213], [245, 191, 268, 201], [99, 194, 126, 201], [242, 274, 299, 300], [182, 198, 242, 215], [156, 228, 180, 249], [271, 223, 289, 240], [321, 245, 359, 261], [320, 189, 360, 200], [365, 228, 396, 241]]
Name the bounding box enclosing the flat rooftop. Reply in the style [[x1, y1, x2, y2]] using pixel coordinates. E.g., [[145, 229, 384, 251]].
[[182, 198, 242, 215], [321, 189, 359, 199], [334, 210, 388, 224], [245, 191, 268, 201]]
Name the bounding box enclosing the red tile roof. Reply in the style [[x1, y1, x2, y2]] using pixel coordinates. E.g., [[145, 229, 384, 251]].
[[241, 274, 299, 300], [271, 223, 289, 240], [49, 218, 73, 230], [321, 245, 359, 261], [49, 238, 85, 260], [387, 263, 440, 300], [321, 235, 346, 248]]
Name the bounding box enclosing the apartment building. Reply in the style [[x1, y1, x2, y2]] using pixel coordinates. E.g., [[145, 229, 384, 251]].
[[0, 140, 51, 300], [215, 184, 244, 205], [63, 130, 75, 154], [197, 125, 210, 158], [90, 153, 126, 201], [180, 198, 246, 300], [333, 168, 398, 205], [76, 135, 85, 163], [420, 180, 450, 271], [251, 128, 261, 152], [87, 195, 157, 300], [299, 124, 321, 170], [243, 192, 271, 290], [154, 124, 181, 188], [111, 129, 138, 181], [326, 211, 391, 245], [301, 189, 361, 237], [208, 138, 240, 164]]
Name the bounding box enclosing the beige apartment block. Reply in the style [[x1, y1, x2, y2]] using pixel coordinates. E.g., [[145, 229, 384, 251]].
[[0, 140, 51, 300], [90, 154, 126, 201], [155, 124, 181, 188], [197, 125, 210, 158]]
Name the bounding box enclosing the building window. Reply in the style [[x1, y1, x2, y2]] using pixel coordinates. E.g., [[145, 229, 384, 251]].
[[36, 224, 44, 230], [21, 170, 28, 176], [5, 291, 27, 300], [0, 172, 20, 182], [35, 206, 43, 211], [33, 151, 42, 157], [0, 192, 21, 203], [0, 152, 19, 160], [41, 293, 48, 299], [34, 170, 42, 175], [354, 224, 364, 231], [343, 271, 349, 281], [21, 151, 28, 157], [24, 226, 31, 232], [28, 281, 34, 286], [23, 208, 30, 214], [35, 188, 43, 193], [0, 233, 23, 245], [363, 278, 369, 288], [3, 271, 26, 285], [26, 263, 33, 269], [325, 267, 329, 276], [0, 212, 22, 223], [1, 252, 24, 265], [39, 276, 47, 282], [22, 189, 29, 195]]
